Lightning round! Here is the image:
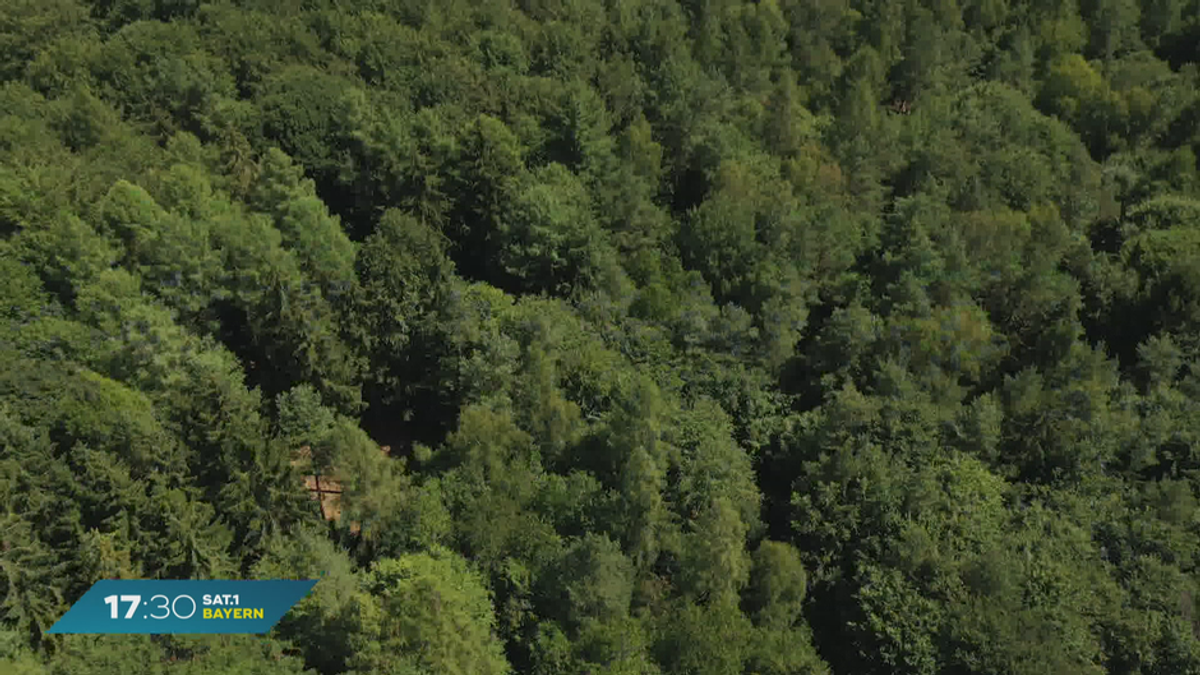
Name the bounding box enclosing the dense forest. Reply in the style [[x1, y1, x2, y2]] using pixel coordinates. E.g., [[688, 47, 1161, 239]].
[[2, 0, 1200, 673]]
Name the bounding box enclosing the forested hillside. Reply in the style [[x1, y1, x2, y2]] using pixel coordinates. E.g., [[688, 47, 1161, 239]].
[[3, 0, 1200, 673]]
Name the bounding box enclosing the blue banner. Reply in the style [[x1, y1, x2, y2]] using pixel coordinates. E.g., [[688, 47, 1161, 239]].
[[46, 580, 317, 634]]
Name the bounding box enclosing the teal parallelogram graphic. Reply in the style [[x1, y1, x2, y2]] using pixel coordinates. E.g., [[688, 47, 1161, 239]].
[[46, 579, 317, 635]]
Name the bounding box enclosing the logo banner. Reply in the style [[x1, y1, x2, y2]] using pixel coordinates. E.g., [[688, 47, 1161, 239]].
[[46, 580, 317, 634]]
